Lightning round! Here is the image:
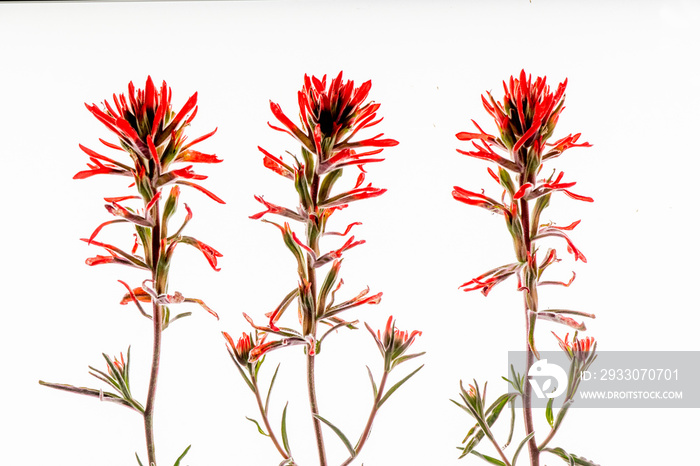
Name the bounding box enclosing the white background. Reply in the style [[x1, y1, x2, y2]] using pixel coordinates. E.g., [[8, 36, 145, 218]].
[[1, 1, 698, 465]]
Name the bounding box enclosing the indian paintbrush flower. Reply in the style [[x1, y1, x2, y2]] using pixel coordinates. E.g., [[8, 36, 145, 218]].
[[40, 77, 222, 466], [228, 72, 422, 466], [452, 71, 597, 466]]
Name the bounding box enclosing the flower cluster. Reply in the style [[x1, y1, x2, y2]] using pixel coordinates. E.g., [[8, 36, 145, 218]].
[[367, 316, 423, 372], [244, 71, 398, 355], [42, 78, 223, 466], [452, 71, 597, 466], [77, 76, 223, 322], [225, 72, 422, 466], [454, 70, 594, 355]]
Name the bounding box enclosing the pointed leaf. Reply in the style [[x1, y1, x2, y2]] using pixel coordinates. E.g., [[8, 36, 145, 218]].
[[546, 397, 555, 428], [366, 366, 377, 398], [281, 402, 292, 455], [378, 364, 423, 408], [173, 445, 191, 466], [470, 450, 506, 465], [265, 363, 281, 415], [227, 349, 255, 392], [541, 448, 600, 466], [246, 416, 270, 437], [511, 432, 536, 466], [313, 414, 356, 458]]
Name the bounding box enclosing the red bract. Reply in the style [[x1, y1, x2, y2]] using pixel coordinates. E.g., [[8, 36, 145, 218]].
[[452, 73, 596, 466], [77, 76, 224, 204], [223, 332, 254, 367], [457, 70, 591, 173], [268, 71, 397, 161], [367, 316, 422, 371]]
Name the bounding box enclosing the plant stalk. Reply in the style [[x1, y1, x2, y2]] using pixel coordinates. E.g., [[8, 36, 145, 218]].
[[519, 182, 539, 466], [307, 351, 327, 466], [339, 371, 389, 466], [252, 375, 290, 460], [144, 201, 163, 466]]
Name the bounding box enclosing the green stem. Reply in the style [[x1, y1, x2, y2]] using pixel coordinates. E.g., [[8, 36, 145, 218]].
[[518, 179, 540, 466], [339, 371, 389, 466], [307, 351, 327, 466], [252, 375, 290, 461], [306, 168, 327, 466], [144, 201, 163, 466]]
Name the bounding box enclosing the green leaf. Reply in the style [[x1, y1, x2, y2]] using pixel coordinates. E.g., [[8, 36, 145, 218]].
[[313, 414, 356, 458], [511, 432, 535, 466], [552, 399, 573, 432], [318, 168, 343, 203], [391, 351, 426, 370], [541, 447, 600, 466], [470, 450, 506, 465], [378, 364, 423, 408], [498, 167, 516, 197], [228, 349, 255, 392], [545, 397, 554, 428], [135, 453, 144, 466], [102, 353, 130, 397], [366, 366, 377, 398], [530, 193, 551, 238], [265, 363, 281, 415], [173, 445, 191, 466], [281, 402, 292, 455], [459, 392, 517, 458], [246, 416, 270, 437], [503, 399, 516, 449], [527, 310, 539, 358]]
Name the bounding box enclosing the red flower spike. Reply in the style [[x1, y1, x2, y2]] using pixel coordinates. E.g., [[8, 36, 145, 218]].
[[223, 331, 253, 367], [366, 316, 422, 369], [553, 332, 596, 357]]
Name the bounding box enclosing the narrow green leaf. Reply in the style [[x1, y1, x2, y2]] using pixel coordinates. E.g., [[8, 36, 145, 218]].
[[378, 364, 423, 408], [281, 402, 292, 455], [527, 310, 539, 358], [265, 363, 281, 415], [470, 450, 506, 465], [318, 319, 359, 345], [545, 397, 554, 428], [530, 193, 551, 239], [169, 312, 192, 325], [246, 416, 270, 437], [255, 354, 266, 380], [366, 366, 377, 398], [102, 353, 130, 396], [173, 445, 191, 466], [227, 349, 255, 392], [135, 453, 144, 466], [503, 399, 516, 449], [541, 448, 600, 466], [511, 432, 535, 466], [543, 447, 576, 466], [391, 351, 426, 369], [318, 168, 343, 203], [552, 399, 573, 432], [313, 414, 356, 458], [451, 398, 469, 414], [459, 392, 517, 457]]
